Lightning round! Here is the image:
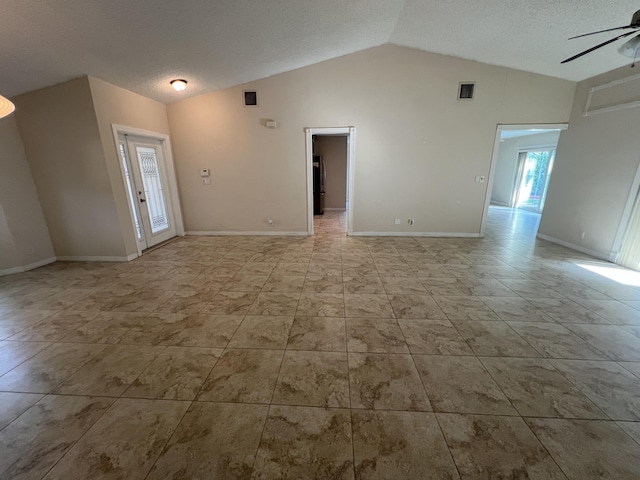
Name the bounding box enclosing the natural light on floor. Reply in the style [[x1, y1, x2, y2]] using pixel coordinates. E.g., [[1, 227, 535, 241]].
[[577, 262, 640, 287]]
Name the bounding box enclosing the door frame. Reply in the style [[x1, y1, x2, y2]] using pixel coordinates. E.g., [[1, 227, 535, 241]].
[[480, 123, 568, 236], [610, 153, 640, 262], [111, 124, 184, 257], [304, 127, 356, 236]]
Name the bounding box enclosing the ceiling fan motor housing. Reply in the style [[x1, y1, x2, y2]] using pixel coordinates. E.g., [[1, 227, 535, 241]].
[[632, 10, 640, 27]]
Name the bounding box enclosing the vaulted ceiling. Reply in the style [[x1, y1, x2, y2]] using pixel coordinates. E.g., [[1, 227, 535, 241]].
[[1, 0, 638, 103]]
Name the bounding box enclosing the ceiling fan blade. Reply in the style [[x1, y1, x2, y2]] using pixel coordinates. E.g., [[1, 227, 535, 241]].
[[562, 30, 638, 63], [569, 25, 635, 39]]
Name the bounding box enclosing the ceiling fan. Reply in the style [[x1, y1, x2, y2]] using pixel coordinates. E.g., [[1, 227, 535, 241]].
[[562, 9, 640, 64]]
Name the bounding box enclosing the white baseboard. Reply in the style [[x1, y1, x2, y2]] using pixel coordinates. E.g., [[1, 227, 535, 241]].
[[323, 208, 346, 211], [490, 201, 510, 207], [536, 233, 610, 261], [126, 253, 139, 261], [185, 231, 309, 236], [350, 231, 481, 238], [0, 256, 56, 276], [56, 255, 133, 262]]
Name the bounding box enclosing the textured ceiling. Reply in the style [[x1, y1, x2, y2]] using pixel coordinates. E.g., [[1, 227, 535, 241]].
[[1, 0, 639, 104]]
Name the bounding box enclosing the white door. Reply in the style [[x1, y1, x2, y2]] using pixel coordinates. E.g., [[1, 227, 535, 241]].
[[118, 134, 177, 249]]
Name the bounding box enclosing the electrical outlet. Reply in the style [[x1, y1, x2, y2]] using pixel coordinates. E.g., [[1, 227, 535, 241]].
[[475, 175, 486, 183], [268, 219, 274, 226], [202, 178, 211, 185], [394, 218, 401, 225]]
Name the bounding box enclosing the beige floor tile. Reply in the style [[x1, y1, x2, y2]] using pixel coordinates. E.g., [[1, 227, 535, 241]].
[[59, 311, 139, 344], [44, 398, 189, 480], [155, 290, 212, 314], [526, 418, 640, 480], [349, 353, 431, 411], [508, 322, 610, 360], [203, 291, 258, 315], [123, 346, 222, 400], [0, 342, 105, 393], [346, 318, 408, 353], [437, 413, 567, 480], [247, 292, 300, 316], [53, 344, 162, 396], [0, 340, 50, 376], [8, 310, 99, 342], [297, 293, 345, 316], [433, 295, 501, 321], [228, 315, 293, 349], [352, 410, 459, 480], [287, 316, 346, 351], [251, 405, 354, 479], [169, 313, 243, 347], [452, 320, 541, 357], [117, 312, 186, 346], [574, 299, 640, 325], [0, 392, 43, 430], [399, 319, 474, 355], [344, 294, 395, 318], [388, 294, 446, 319], [481, 357, 606, 419], [262, 275, 305, 293], [566, 324, 640, 362], [0, 395, 114, 479], [380, 276, 427, 294], [550, 359, 640, 421], [303, 275, 344, 293], [342, 276, 385, 294], [527, 297, 608, 324], [147, 402, 268, 480], [197, 349, 284, 403], [273, 350, 349, 407], [478, 296, 552, 322], [617, 421, 640, 443], [414, 355, 516, 415]]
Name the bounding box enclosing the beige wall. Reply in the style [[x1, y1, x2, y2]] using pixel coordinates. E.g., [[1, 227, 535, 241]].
[[12, 77, 126, 259], [168, 44, 575, 235], [491, 131, 561, 206], [88, 77, 172, 256], [539, 65, 640, 258], [314, 136, 347, 209], [0, 115, 55, 273]]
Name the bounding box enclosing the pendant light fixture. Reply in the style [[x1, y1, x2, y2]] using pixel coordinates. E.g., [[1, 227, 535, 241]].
[[0, 95, 15, 119]]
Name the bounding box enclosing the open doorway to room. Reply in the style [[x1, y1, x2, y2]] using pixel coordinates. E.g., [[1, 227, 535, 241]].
[[480, 124, 568, 237], [305, 127, 355, 236]]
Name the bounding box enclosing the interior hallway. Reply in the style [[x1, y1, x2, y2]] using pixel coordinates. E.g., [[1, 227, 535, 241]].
[[0, 207, 639, 479]]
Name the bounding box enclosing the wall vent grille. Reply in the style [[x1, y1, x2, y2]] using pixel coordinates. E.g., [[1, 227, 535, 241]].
[[458, 82, 475, 100]]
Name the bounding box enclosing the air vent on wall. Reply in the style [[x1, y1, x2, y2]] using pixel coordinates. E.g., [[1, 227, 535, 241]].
[[458, 82, 475, 100], [244, 90, 257, 106]]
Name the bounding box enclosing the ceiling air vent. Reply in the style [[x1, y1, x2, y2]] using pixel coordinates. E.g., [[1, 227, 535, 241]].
[[458, 82, 475, 100]]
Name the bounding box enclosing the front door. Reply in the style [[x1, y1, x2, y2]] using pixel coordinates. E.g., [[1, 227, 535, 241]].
[[118, 134, 177, 250]]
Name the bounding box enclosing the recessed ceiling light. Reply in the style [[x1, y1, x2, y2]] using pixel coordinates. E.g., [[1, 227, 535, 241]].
[[170, 79, 187, 92], [0, 95, 15, 119]]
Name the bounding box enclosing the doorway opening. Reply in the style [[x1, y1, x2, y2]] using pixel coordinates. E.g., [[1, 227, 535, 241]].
[[112, 125, 184, 257], [481, 123, 568, 236], [305, 127, 355, 236]]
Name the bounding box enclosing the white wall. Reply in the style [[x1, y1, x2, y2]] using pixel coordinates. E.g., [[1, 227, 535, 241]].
[[88, 77, 172, 257], [314, 136, 347, 209], [167, 44, 575, 235], [539, 66, 640, 258], [491, 131, 561, 206], [0, 115, 54, 274], [13, 77, 126, 259]]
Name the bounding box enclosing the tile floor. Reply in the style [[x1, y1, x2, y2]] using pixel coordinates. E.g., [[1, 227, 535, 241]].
[[1, 207, 640, 479]]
